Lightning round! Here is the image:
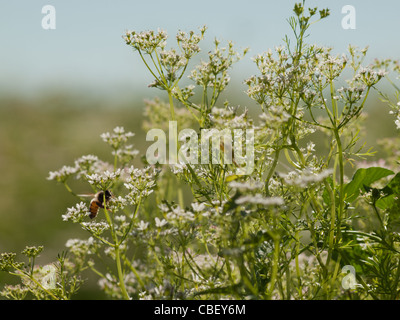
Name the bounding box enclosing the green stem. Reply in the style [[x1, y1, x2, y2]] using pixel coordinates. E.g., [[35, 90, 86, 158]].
[[123, 256, 145, 289], [334, 129, 345, 229], [120, 197, 142, 245], [324, 179, 336, 270], [153, 50, 168, 86], [102, 197, 130, 300], [294, 231, 303, 299], [63, 182, 77, 197], [113, 150, 118, 171], [265, 149, 280, 196], [168, 90, 176, 122], [138, 50, 162, 84], [115, 245, 130, 300], [267, 236, 280, 299], [372, 202, 384, 230]]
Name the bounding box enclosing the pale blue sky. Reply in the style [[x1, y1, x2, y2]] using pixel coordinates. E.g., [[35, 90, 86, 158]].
[[0, 0, 399, 99]]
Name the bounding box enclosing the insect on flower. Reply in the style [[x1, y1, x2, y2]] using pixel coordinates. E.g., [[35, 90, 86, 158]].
[[79, 190, 114, 219]]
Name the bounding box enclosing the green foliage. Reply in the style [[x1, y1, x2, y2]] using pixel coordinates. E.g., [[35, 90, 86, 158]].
[[2, 1, 400, 300], [344, 167, 394, 202]]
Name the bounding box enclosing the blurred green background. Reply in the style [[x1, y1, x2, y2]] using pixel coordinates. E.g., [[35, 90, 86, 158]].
[[1, 0, 399, 298]]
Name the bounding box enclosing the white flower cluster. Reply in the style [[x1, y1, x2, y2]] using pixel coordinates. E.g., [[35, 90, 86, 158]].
[[209, 106, 252, 129], [73, 155, 102, 179], [65, 237, 96, 256], [158, 203, 201, 227], [47, 165, 78, 183], [123, 29, 168, 54], [62, 202, 89, 223], [125, 27, 206, 91], [281, 168, 333, 188], [315, 52, 348, 81], [171, 84, 196, 102], [124, 166, 158, 204], [169, 162, 187, 175], [48, 127, 137, 184], [176, 26, 206, 59], [108, 196, 128, 212], [245, 46, 298, 107], [258, 105, 291, 130], [100, 126, 135, 151], [159, 48, 188, 81], [81, 221, 110, 236], [47, 154, 114, 183], [86, 169, 122, 190], [189, 40, 246, 91], [229, 179, 264, 191], [354, 66, 386, 87], [235, 194, 284, 206]]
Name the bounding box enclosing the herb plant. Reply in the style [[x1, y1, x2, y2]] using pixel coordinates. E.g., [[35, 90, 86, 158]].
[[2, 1, 400, 300]]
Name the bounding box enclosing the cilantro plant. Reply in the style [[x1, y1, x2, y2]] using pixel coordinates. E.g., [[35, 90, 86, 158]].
[[2, 1, 400, 300]]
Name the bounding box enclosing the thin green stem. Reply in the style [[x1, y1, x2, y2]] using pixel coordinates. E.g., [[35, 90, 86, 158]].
[[294, 231, 303, 299], [138, 50, 162, 84], [333, 129, 345, 226], [267, 236, 280, 299], [63, 182, 77, 197], [102, 197, 130, 300], [168, 90, 176, 121], [324, 179, 336, 269], [265, 148, 281, 196], [123, 256, 145, 289], [115, 245, 130, 300], [119, 197, 142, 245]]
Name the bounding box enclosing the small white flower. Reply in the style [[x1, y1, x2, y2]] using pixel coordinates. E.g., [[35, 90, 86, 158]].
[[191, 202, 206, 212], [86, 173, 101, 185], [165, 205, 195, 223], [155, 217, 168, 228], [109, 196, 128, 211], [158, 203, 170, 212], [47, 165, 78, 182], [115, 215, 127, 223], [395, 117, 400, 130], [137, 220, 149, 231], [306, 142, 316, 153], [113, 126, 125, 134]]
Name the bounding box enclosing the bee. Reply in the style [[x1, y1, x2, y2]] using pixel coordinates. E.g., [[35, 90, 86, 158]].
[[79, 190, 113, 219]]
